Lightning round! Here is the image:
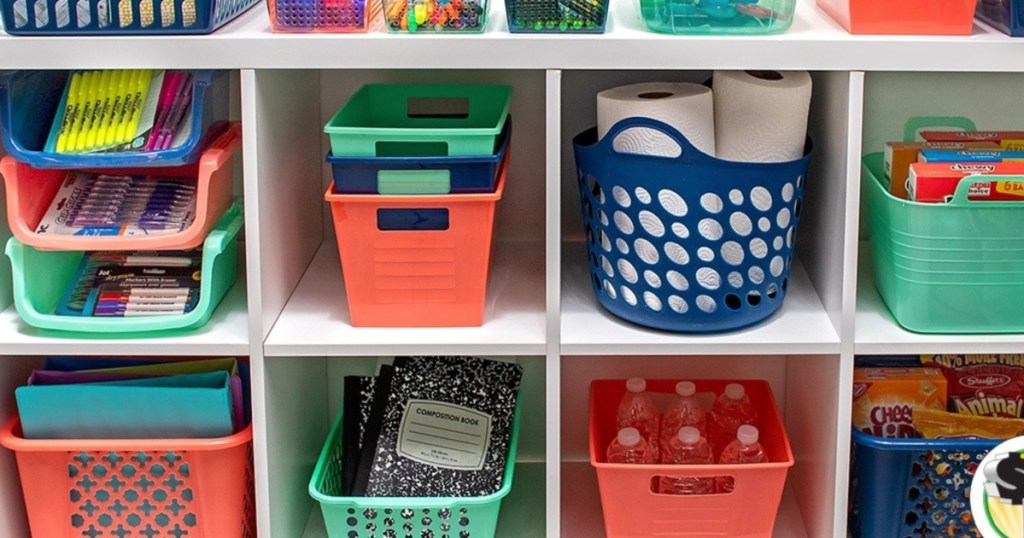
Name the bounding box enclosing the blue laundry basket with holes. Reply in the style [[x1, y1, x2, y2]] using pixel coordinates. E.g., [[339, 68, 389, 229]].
[[849, 428, 995, 537], [572, 117, 812, 333]]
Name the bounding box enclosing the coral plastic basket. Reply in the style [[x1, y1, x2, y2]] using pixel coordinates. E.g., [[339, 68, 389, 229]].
[[976, 0, 1024, 36], [849, 428, 995, 537], [572, 118, 810, 333], [589, 379, 793, 538], [309, 397, 520, 538], [0, 0, 259, 34], [0, 70, 230, 169], [0, 122, 240, 252], [816, 0, 976, 34], [324, 152, 506, 327], [4, 203, 242, 335], [0, 415, 255, 538], [324, 84, 512, 157]]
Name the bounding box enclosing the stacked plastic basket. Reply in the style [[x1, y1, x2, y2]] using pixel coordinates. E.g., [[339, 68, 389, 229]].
[[323, 84, 512, 327], [0, 69, 243, 335]]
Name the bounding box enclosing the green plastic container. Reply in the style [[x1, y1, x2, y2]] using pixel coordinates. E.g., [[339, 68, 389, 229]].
[[638, 0, 796, 34], [865, 148, 1024, 333], [324, 85, 512, 158], [5, 203, 243, 335], [309, 399, 521, 538]]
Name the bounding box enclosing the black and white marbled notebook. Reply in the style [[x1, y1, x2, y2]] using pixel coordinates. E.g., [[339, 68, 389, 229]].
[[342, 375, 376, 496], [364, 356, 522, 497]]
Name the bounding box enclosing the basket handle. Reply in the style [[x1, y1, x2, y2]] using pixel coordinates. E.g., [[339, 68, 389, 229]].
[[948, 175, 1024, 206], [599, 117, 712, 164], [903, 116, 977, 142]]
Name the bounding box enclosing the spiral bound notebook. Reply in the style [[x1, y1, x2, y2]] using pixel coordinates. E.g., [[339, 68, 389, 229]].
[[361, 356, 522, 498]]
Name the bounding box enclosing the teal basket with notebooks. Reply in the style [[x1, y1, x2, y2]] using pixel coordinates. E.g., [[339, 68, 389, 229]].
[[866, 116, 1024, 333], [309, 400, 521, 538], [4, 202, 242, 335]]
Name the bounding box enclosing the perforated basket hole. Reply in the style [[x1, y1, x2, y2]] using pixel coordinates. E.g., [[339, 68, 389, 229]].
[[722, 241, 744, 266], [634, 238, 660, 265], [586, 227, 594, 245], [797, 174, 804, 189], [614, 211, 634, 235], [586, 175, 605, 204], [782, 182, 794, 202], [696, 295, 716, 313], [618, 259, 639, 283], [639, 210, 665, 237], [604, 280, 617, 299], [758, 217, 771, 232], [658, 189, 688, 217], [668, 295, 688, 313], [725, 293, 742, 311], [730, 212, 752, 236], [667, 270, 689, 291], [794, 197, 802, 218], [782, 278, 789, 292], [767, 283, 779, 300], [749, 238, 768, 259], [600, 230, 612, 252], [644, 270, 662, 288], [635, 187, 652, 204], [770, 256, 784, 277], [700, 193, 724, 214], [749, 266, 765, 285], [697, 247, 714, 262], [747, 291, 762, 307], [696, 267, 721, 290], [777, 208, 791, 229], [773, 236, 784, 251], [621, 286, 638, 306], [600, 210, 609, 226], [664, 242, 690, 266], [728, 271, 743, 288], [751, 187, 772, 211], [612, 185, 631, 207], [729, 189, 744, 205], [601, 255, 614, 277], [698, 219, 723, 241], [592, 272, 601, 291], [616, 238, 630, 254], [643, 292, 663, 311], [787, 228, 795, 249], [671, 222, 689, 239]]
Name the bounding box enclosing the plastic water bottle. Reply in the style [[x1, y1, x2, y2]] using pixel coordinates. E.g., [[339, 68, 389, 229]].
[[607, 427, 656, 464], [659, 426, 714, 495], [708, 383, 757, 456], [717, 425, 768, 493], [616, 378, 661, 461], [660, 381, 707, 455]]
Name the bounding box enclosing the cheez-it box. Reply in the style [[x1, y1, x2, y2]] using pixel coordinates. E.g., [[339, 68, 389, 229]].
[[853, 367, 947, 439]]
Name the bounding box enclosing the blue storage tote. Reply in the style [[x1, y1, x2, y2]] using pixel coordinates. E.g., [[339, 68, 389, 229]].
[[0, 70, 230, 168], [976, 0, 1024, 36], [849, 428, 996, 537], [0, 0, 259, 35], [329, 117, 511, 194], [572, 117, 811, 333]]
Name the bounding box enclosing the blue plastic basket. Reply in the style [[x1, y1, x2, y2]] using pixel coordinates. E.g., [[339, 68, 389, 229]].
[[0, 0, 258, 34], [849, 428, 996, 537], [328, 117, 512, 195], [976, 0, 1024, 36], [0, 70, 230, 168], [572, 117, 811, 333]]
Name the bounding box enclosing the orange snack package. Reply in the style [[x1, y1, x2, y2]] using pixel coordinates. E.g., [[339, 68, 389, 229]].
[[853, 367, 947, 438], [913, 407, 1024, 440]]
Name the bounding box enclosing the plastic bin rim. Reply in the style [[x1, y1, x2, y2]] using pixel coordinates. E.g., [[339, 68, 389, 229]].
[[324, 85, 512, 136], [850, 427, 1000, 450], [325, 116, 512, 165], [0, 414, 253, 451], [324, 156, 507, 203]]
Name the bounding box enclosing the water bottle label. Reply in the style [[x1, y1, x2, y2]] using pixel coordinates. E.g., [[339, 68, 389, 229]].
[[397, 399, 493, 471]]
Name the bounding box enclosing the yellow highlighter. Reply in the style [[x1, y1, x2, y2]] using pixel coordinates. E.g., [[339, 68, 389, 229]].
[[110, 70, 139, 147], [95, 70, 125, 149], [66, 70, 97, 154], [55, 72, 83, 154], [74, 70, 104, 152], [102, 70, 130, 147], [83, 69, 113, 151], [118, 69, 151, 146]]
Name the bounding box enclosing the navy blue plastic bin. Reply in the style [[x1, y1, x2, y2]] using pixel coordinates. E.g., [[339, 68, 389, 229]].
[[849, 428, 996, 537], [572, 117, 811, 333], [328, 118, 512, 195], [0, 70, 229, 169], [976, 0, 1024, 36], [0, 0, 258, 35]]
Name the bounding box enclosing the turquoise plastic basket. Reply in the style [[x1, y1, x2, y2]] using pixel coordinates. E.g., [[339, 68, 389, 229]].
[[309, 400, 520, 538], [865, 117, 1024, 333], [324, 85, 512, 157], [4, 203, 242, 335]]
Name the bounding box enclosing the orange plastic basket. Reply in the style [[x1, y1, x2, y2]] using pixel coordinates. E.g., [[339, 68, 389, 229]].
[[324, 150, 507, 327], [0, 416, 255, 538], [589, 379, 794, 538], [0, 123, 240, 252], [816, 0, 976, 34]]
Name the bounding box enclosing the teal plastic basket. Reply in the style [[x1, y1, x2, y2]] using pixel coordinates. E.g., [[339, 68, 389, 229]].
[[4, 202, 242, 335], [324, 85, 512, 157], [309, 400, 520, 538], [865, 118, 1024, 333]]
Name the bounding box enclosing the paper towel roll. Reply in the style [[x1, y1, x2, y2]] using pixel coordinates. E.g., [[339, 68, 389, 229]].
[[713, 70, 812, 163], [597, 82, 716, 158]]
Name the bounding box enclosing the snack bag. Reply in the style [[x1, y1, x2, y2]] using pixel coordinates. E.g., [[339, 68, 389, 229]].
[[853, 367, 947, 438], [913, 408, 1024, 439], [922, 354, 1024, 418]]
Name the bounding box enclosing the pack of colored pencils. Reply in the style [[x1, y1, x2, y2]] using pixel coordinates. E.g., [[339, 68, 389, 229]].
[[47, 69, 195, 155]]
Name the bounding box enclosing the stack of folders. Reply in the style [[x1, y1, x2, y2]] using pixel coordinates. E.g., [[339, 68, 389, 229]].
[[15, 357, 251, 439]]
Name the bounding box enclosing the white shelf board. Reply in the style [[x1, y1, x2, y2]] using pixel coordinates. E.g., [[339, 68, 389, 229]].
[[560, 242, 840, 355], [264, 241, 547, 357], [559, 461, 807, 538], [302, 462, 547, 537], [2, 0, 1024, 71], [0, 274, 250, 356], [855, 241, 1024, 354]]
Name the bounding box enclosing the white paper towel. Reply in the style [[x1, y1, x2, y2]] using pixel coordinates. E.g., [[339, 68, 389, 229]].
[[713, 70, 812, 163], [597, 82, 716, 158]]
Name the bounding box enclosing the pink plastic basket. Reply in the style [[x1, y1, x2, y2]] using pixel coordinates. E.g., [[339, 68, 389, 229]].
[[589, 379, 793, 538]]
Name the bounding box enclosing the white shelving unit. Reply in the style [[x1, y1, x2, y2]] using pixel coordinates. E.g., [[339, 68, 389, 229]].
[[0, 4, 1021, 537]]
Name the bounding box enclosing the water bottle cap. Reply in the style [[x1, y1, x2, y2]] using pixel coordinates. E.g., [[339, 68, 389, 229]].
[[675, 381, 696, 397], [737, 424, 759, 445], [725, 383, 746, 400], [677, 426, 701, 445], [626, 378, 646, 393], [617, 427, 642, 447]]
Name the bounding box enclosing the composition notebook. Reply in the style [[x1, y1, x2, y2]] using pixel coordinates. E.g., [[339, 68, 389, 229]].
[[360, 356, 523, 497]]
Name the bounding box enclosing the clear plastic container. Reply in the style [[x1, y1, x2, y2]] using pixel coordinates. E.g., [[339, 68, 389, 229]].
[[639, 0, 797, 35], [268, 0, 380, 32], [505, 0, 609, 33], [382, 0, 488, 32]]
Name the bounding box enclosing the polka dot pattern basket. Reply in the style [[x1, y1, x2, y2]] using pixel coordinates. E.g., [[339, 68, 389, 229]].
[[572, 117, 811, 333]]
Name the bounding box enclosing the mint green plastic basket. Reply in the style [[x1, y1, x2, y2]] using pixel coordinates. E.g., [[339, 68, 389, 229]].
[[309, 399, 521, 538], [4, 202, 242, 335], [865, 117, 1024, 333], [324, 85, 512, 158]]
